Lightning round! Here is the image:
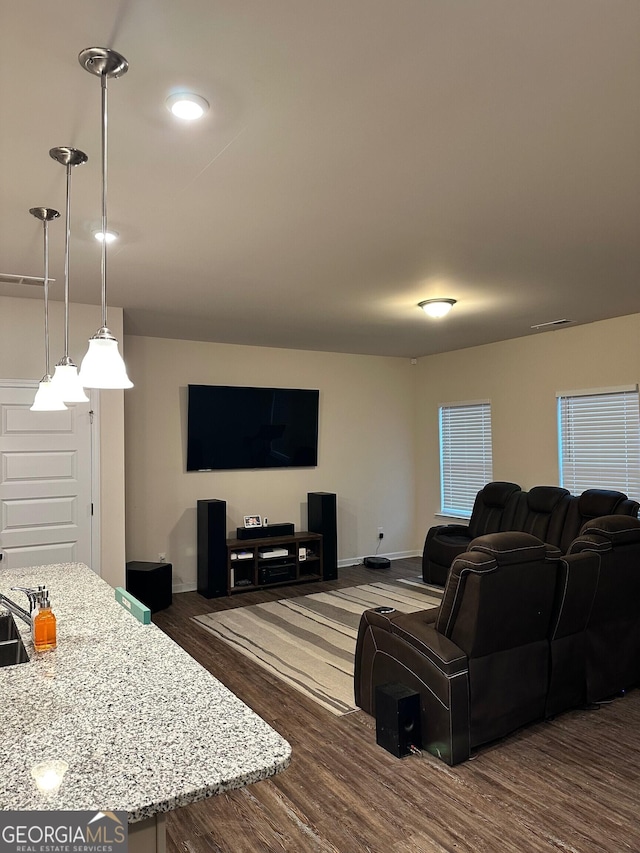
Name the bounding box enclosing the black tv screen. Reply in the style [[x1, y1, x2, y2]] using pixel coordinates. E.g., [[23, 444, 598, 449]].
[[187, 385, 319, 471]]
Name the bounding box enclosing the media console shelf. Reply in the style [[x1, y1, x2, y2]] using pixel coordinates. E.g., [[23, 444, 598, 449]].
[[227, 531, 323, 595]]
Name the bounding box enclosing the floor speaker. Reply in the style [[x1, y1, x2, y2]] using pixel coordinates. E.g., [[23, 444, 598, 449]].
[[197, 499, 227, 598], [375, 683, 422, 758], [307, 492, 337, 580]]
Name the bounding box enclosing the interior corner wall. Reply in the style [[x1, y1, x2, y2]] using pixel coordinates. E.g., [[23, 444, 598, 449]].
[[414, 313, 640, 537], [0, 294, 126, 588], [123, 335, 416, 590]]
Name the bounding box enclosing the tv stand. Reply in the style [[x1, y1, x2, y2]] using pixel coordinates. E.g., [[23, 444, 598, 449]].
[[226, 532, 323, 595]]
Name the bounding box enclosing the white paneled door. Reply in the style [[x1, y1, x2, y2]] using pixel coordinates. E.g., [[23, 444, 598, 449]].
[[0, 383, 95, 571]]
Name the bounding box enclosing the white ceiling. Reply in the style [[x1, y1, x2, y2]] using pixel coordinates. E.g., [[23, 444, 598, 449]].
[[2, 0, 639, 358]]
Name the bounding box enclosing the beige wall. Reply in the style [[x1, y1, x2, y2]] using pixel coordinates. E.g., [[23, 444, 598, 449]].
[[0, 294, 126, 587], [415, 314, 640, 533], [124, 336, 417, 590]]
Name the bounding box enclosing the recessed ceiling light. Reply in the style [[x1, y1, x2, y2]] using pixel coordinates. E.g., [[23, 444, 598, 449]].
[[166, 93, 209, 121], [418, 298, 457, 319], [94, 230, 118, 244]]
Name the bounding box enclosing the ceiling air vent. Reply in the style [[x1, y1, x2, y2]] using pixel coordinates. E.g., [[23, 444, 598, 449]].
[[530, 318, 573, 330]]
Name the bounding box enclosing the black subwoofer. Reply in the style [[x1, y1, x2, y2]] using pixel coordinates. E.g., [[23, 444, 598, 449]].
[[375, 683, 422, 758], [307, 491, 337, 580]]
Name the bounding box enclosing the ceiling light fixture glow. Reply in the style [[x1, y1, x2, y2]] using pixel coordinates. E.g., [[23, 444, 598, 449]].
[[166, 93, 209, 121], [94, 230, 118, 243], [418, 298, 457, 319]]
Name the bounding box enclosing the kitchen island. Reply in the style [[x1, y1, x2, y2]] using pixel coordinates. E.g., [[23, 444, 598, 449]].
[[0, 562, 291, 851]]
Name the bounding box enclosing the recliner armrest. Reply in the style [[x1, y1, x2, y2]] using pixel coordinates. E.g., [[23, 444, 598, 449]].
[[359, 607, 467, 676], [389, 611, 467, 676]]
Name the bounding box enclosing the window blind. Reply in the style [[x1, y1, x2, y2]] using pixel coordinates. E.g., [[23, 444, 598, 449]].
[[557, 388, 640, 500], [440, 401, 493, 517]]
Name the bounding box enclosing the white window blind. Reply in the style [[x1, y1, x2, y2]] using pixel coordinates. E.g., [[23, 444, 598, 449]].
[[557, 388, 640, 500], [440, 401, 493, 517]]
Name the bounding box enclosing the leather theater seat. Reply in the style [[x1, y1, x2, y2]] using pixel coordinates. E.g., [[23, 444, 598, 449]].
[[422, 481, 520, 585], [567, 514, 640, 702], [356, 531, 599, 764]]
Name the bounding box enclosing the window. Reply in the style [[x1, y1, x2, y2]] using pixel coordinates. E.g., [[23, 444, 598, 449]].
[[557, 386, 640, 499], [439, 401, 493, 517]]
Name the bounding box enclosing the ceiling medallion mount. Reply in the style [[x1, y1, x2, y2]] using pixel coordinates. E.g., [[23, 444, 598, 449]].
[[78, 47, 128, 79], [49, 147, 88, 168], [28, 207, 60, 222]]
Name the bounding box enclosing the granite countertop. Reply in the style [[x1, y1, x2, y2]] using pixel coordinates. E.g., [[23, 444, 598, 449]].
[[0, 562, 291, 821]]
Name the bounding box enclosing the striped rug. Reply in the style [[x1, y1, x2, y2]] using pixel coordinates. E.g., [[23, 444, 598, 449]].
[[193, 579, 442, 716]]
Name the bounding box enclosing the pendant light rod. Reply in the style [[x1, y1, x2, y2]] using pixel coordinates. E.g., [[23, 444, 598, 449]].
[[29, 207, 60, 377], [49, 147, 88, 360], [100, 73, 108, 328]]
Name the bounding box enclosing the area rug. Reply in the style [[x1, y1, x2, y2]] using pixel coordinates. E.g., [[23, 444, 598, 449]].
[[192, 579, 442, 715]]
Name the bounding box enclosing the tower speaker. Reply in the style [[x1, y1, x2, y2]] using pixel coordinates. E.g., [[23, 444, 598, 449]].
[[375, 683, 422, 758], [307, 491, 337, 580], [197, 499, 227, 598]]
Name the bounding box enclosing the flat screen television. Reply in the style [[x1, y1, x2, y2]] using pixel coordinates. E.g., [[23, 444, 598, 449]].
[[187, 385, 319, 471]]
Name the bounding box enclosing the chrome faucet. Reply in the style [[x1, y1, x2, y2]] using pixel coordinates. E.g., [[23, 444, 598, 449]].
[[0, 586, 44, 630]]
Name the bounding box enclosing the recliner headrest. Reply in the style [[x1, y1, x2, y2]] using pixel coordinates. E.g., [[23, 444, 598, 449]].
[[480, 481, 520, 508], [578, 489, 625, 518], [469, 531, 552, 564], [526, 486, 570, 513], [579, 514, 640, 545]]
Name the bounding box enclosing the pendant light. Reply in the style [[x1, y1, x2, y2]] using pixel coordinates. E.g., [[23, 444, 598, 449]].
[[49, 147, 90, 402], [29, 207, 67, 412], [78, 47, 133, 389]]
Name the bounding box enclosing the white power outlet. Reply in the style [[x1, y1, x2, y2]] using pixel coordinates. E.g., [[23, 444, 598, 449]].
[[158, 553, 166, 563], [377, 527, 384, 539]]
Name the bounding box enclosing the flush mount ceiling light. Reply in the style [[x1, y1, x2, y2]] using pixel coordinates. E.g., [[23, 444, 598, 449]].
[[49, 146, 90, 403], [78, 46, 133, 390], [93, 229, 118, 243], [166, 92, 209, 121], [29, 206, 67, 412], [418, 298, 457, 319]]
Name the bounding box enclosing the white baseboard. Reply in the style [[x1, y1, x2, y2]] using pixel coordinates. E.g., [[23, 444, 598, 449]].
[[173, 582, 197, 593], [338, 550, 420, 568]]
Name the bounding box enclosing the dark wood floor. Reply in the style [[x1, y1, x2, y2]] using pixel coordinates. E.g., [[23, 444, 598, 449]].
[[154, 558, 640, 853]]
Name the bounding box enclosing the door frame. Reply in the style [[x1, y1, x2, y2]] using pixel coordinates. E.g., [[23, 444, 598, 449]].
[[0, 378, 101, 575]]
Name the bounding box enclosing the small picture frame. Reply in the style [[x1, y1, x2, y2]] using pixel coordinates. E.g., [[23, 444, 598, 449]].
[[243, 515, 262, 528]]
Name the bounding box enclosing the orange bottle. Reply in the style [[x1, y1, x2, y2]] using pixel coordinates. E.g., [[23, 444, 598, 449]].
[[33, 591, 57, 652]]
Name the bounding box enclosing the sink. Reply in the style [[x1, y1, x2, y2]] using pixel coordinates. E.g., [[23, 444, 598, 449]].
[[0, 613, 21, 641], [0, 613, 29, 666]]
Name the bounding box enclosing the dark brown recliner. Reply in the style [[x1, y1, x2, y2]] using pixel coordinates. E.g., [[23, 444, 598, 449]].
[[567, 514, 640, 702], [356, 532, 599, 765], [422, 481, 521, 585], [509, 485, 571, 547], [558, 489, 640, 553]]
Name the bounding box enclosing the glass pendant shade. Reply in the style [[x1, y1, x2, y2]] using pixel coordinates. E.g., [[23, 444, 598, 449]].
[[79, 336, 133, 389], [31, 377, 68, 412], [51, 362, 89, 402]]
